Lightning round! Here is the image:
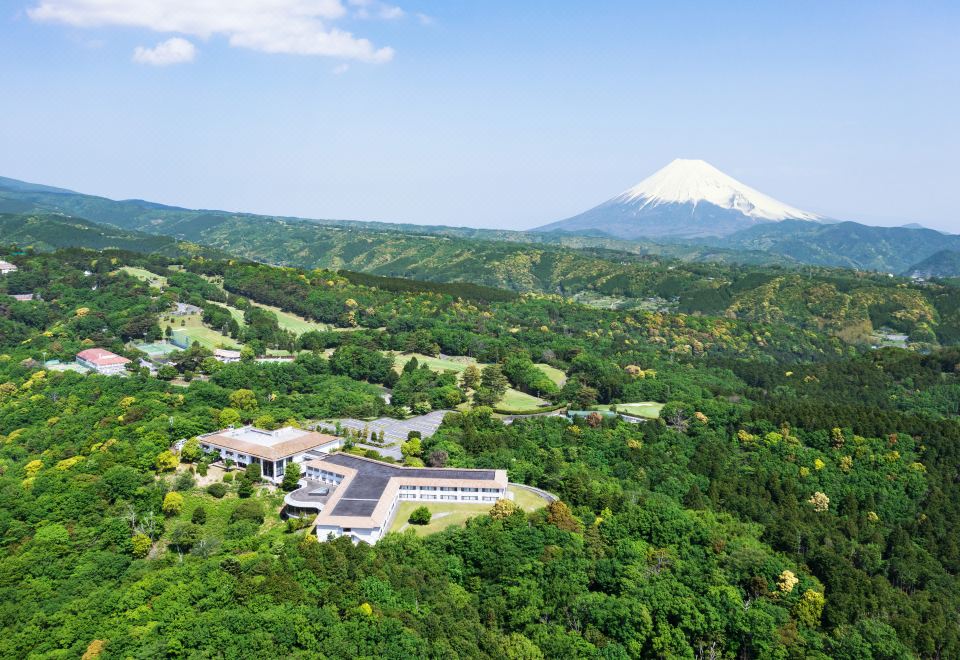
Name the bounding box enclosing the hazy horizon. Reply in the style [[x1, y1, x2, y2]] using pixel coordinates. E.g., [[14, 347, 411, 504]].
[[2, 1, 958, 232]]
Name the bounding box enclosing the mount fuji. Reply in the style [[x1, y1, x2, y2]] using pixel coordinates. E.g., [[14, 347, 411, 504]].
[[535, 159, 824, 240]]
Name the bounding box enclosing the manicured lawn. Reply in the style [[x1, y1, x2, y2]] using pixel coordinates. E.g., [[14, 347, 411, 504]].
[[509, 485, 551, 511], [592, 402, 664, 419], [119, 266, 167, 289], [534, 363, 567, 386], [162, 312, 241, 350], [498, 388, 549, 411], [250, 301, 331, 335], [391, 352, 476, 374], [387, 485, 550, 536]]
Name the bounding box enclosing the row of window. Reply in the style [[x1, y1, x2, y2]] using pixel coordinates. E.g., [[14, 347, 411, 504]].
[[398, 485, 502, 493]]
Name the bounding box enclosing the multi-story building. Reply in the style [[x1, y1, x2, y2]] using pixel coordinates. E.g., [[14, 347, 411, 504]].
[[0, 260, 18, 275], [303, 453, 509, 545], [197, 425, 342, 484]]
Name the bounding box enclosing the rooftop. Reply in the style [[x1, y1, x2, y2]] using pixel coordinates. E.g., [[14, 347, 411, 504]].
[[198, 425, 340, 461], [308, 453, 507, 530], [76, 348, 131, 366]]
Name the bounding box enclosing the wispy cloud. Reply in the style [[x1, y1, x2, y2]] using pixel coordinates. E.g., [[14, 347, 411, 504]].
[[349, 0, 404, 21], [133, 37, 196, 66], [29, 0, 395, 63]]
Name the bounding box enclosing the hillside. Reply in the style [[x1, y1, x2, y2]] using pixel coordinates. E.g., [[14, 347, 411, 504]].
[[2, 248, 960, 657], [904, 249, 960, 278], [0, 212, 223, 258]]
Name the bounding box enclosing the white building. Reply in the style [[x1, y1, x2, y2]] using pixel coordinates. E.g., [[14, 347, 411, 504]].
[[0, 260, 17, 275], [213, 349, 242, 363], [304, 453, 510, 545], [197, 425, 342, 484], [11, 293, 34, 302], [76, 348, 131, 376]]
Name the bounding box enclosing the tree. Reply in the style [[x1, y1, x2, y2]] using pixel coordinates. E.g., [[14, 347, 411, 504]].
[[155, 450, 179, 472], [169, 521, 201, 551], [245, 462, 262, 482], [157, 365, 178, 380], [281, 462, 301, 491], [219, 407, 242, 427], [131, 533, 152, 558], [546, 501, 581, 533], [191, 506, 207, 525], [480, 364, 509, 398], [162, 491, 184, 516], [427, 450, 448, 467], [408, 506, 432, 525], [401, 437, 422, 460], [795, 589, 825, 628], [179, 437, 202, 463], [489, 498, 518, 520], [461, 364, 481, 390], [229, 388, 258, 412]]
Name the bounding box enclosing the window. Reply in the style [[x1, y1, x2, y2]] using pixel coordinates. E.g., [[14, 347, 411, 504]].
[[461, 487, 478, 492], [400, 485, 416, 491], [482, 497, 497, 502], [439, 495, 457, 501], [421, 495, 437, 500], [399, 494, 415, 500], [462, 496, 478, 501], [482, 488, 500, 493], [419, 486, 436, 491], [439, 486, 457, 492]]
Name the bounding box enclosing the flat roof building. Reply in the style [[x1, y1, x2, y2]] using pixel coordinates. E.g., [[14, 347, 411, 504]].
[[76, 348, 131, 376], [0, 260, 17, 275], [214, 349, 242, 363], [198, 425, 342, 483], [304, 453, 509, 545]]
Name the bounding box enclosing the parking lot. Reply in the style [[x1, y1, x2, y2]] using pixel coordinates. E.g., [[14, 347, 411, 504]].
[[315, 410, 452, 459]]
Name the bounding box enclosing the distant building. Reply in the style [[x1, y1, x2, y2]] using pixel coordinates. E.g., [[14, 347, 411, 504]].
[[305, 453, 509, 545], [10, 293, 34, 302], [76, 348, 131, 376], [214, 349, 242, 363], [171, 302, 202, 316], [197, 426, 343, 484], [0, 260, 17, 275], [255, 355, 296, 363]]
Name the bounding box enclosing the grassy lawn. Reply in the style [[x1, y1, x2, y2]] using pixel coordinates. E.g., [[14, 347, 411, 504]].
[[509, 485, 551, 511], [534, 363, 567, 386], [499, 388, 549, 411], [387, 485, 550, 537], [592, 402, 664, 419], [119, 266, 168, 289], [163, 312, 241, 350], [250, 301, 331, 335], [391, 352, 476, 374], [390, 352, 558, 413]]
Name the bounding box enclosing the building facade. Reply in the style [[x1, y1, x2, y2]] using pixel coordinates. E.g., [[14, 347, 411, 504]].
[[304, 453, 510, 545], [0, 260, 17, 275], [197, 425, 342, 484], [76, 348, 131, 375]]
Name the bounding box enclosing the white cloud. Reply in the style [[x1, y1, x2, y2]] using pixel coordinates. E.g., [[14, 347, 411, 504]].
[[29, 0, 395, 63], [332, 63, 349, 75], [416, 13, 434, 26], [349, 0, 404, 20], [133, 37, 196, 66]]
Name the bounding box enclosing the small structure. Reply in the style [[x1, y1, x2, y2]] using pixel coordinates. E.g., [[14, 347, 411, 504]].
[[10, 293, 34, 302], [171, 302, 202, 316], [76, 348, 131, 376], [305, 453, 509, 545], [214, 348, 242, 363], [0, 260, 17, 275], [197, 425, 342, 484], [255, 355, 296, 363]]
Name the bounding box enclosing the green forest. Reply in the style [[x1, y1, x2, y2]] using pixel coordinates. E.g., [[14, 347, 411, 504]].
[[2, 246, 960, 658]]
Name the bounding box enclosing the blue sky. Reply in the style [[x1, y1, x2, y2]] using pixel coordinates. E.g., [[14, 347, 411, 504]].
[[1, 1, 958, 231]]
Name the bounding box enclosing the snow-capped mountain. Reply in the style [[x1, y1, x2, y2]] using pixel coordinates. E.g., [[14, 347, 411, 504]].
[[535, 159, 822, 239]]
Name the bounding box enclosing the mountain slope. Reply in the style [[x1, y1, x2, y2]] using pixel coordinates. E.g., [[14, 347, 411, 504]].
[[536, 159, 821, 239], [904, 250, 960, 278], [715, 220, 960, 273]]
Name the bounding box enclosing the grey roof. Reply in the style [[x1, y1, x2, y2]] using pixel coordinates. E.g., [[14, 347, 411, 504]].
[[321, 453, 496, 518]]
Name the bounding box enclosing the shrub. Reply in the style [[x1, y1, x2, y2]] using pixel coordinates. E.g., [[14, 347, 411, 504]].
[[174, 470, 196, 491], [408, 506, 432, 525], [206, 482, 227, 498], [162, 491, 184, 516], [169, 521, 201, 550], [131, 533, 152, 558], [191, 506, 207, 525], [230, 500, 265, 525], [222, 472, 234, 483]]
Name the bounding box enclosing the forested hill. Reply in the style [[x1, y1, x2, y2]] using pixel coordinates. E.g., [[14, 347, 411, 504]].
[[4, 205, 960, 348], [1, 248, 960, 657]]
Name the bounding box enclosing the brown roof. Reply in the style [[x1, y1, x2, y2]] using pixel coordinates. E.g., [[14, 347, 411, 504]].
[[198, 426, 341, 461]]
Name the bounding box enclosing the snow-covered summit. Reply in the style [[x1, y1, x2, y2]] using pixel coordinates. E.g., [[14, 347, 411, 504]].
[[614, 159, 820, 221]]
